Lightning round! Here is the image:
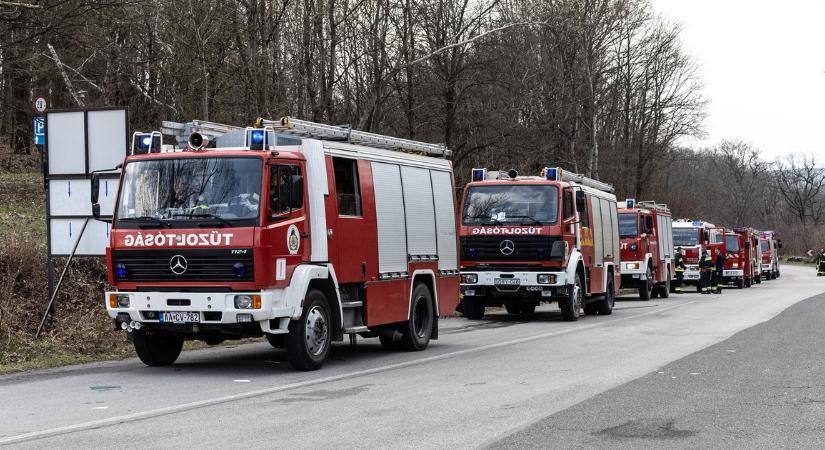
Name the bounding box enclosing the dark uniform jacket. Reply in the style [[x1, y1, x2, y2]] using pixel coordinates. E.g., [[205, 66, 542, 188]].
[[674, 253, 686, 272], [715, 253, 725, 273], [699, 253, 713, 271]]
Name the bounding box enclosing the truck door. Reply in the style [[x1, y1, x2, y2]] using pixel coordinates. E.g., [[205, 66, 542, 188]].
[[327, 157, 378, 283]]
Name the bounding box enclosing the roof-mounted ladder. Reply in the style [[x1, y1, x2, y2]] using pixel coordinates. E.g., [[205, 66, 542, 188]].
[[161, 116, 450, 157], [555, 169, 615, 194], [636, 201, 670, 213]]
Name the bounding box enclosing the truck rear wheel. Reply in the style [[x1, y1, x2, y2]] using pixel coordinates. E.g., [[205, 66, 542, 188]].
[[639, 267, 653, 301], [286, 288, 331, 371], [560, 273, 583, 321], [659, 270, 671, 299], [755, 272, 762, 284], [400, 283, 434, 351], [133, 330, 183, 367], [593, 276, 615, 315], [463, 296, 485, 320], [737, 278, 744, 289]]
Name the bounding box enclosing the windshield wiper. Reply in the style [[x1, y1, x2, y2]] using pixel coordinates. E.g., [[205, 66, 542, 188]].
[[505, 215, 543, 225], [118, 216, 170, 228], [173, 213, 234, 228]]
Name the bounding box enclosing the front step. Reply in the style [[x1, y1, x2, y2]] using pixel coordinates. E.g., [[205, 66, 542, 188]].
[[341, 301, 363, 308]]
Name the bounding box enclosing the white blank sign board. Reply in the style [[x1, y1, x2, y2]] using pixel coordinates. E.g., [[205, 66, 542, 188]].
[[49, 178, 119, 217], [87, 109, 127, 172], [47, 111, 86, 175], [49, 218, 111, 256]]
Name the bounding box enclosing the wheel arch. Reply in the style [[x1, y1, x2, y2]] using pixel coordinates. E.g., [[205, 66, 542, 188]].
[[409, 270, 439, 339]]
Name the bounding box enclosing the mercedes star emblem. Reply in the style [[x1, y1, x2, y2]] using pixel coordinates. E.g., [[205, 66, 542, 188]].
[[500, 240, 515, 256], [169, 255, 188, 275]]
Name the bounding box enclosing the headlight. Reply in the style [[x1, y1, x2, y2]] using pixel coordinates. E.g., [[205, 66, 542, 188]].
[[109, 294, 130, 308], [625, 263, 640, 270], [537, 274, 556, 284], [461, 273, 478, 284], [732, 262, 738, 268], [234, 294, 261, 309]]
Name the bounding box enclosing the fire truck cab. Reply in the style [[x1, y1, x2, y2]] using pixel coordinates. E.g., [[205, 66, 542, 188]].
[[459, 167, 620, 321], [760, 231, 781, 280], [617, 200, 674, 300], [93, 117, 460, 371], [672, 220, 724, 292]]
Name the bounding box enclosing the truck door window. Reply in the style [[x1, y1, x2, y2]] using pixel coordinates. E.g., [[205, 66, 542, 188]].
[[270, 165, 302, 217], [333, 157, 362, 216], [579, 195, 590, 227], [644, 216, 654, 234], [563, 190, 573, 219]]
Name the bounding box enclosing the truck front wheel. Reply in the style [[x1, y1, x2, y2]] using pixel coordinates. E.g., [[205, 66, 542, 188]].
[[286, 288, 332, 371], [560, 273, 583, 321], [133, 330, 183, 367], [639, 267, 653, 301]]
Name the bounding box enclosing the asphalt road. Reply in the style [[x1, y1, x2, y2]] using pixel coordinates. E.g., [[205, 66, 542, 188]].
[[1, 265, 823, 449]]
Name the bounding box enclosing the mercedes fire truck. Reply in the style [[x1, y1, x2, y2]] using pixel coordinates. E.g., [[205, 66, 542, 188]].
[[458, 167, 620, 321], [93, 117, 460, 371], [672, 220, 724, 292]]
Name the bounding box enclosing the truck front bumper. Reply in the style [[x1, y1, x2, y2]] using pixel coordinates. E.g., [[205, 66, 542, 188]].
[[461, 270, 569, 299], [105, 290, 295, 334]]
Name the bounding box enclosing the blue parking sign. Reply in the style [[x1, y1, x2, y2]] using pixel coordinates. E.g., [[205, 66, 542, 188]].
[[33, 117, 45, 145]]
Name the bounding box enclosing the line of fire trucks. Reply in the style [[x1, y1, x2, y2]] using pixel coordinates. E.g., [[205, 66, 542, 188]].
[[94, 117, 782, 371]]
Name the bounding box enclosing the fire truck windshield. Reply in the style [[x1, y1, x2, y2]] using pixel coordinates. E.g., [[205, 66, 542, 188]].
[[618, 213, 638, 237], [673, 228, 700, 246], [115, 157, 262, 227], [760, 240, 770, 252], [725, 235, 740, 252], [462, 185, 558, 225]]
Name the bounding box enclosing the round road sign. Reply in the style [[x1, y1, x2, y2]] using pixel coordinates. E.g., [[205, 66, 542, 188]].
[[33, 96, 48, 114]]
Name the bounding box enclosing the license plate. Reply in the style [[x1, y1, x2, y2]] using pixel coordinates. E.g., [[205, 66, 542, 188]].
[[159, 311, 200, 323], [685, 274, 699, 280], [494, 278, 521, 287]]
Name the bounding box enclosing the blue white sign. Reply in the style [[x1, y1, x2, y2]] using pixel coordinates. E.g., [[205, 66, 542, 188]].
[[33, 117, 45, 145]]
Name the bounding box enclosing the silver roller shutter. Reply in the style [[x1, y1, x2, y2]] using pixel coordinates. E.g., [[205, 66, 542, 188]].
[[371, 162, 409, 274], [431, 170, 458, 271]]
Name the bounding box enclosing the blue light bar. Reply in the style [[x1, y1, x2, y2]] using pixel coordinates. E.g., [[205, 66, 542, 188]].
[[544, 167, 558, 180], [245, 128, 267, 150], [132, 132, 161, 155], [626, 198, 635, 209], [471, 168, 486, 181]]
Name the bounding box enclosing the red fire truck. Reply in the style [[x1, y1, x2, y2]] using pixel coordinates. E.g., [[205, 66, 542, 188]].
[[672, 220, 724, 292], [722, 227, 762, 288], [459, 167, 620, 321], [759, 230, 781, 279], [617, 200, 674, 300], [92, 117, 460, 371]]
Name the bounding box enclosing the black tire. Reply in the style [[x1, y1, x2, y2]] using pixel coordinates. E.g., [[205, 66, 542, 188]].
[[745, 277, 751, 288], [639, 266, 653, 301], [133, 331, 184, 367], [400, 283, 434, 351], [660, 270, 671, 299], [265, 333, 285, 349], [737, 278, 744, 289], [594, 276, 615, 315], [463, 296, 485, 320], [755, 270, 762, 284], [560, 272, 583, 321], [285, 288, 332, 371]]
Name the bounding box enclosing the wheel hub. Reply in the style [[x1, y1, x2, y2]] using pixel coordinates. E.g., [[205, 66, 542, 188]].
[[305, 306, 329, 356]]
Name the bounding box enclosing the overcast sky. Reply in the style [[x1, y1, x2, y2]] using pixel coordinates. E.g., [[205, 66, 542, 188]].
[[650, 0, 825, 160]]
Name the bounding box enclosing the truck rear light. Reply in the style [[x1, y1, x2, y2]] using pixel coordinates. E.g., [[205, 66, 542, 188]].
[[732, 262, 739, 268], [234, 295, 261, 309], [461, 273, 478, 284], [537, 274, 556, 284], [109, 294, 130, 308]]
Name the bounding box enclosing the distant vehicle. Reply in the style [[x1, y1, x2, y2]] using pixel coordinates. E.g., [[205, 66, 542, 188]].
[[759, 230, 781, 279], [458, 167, 620, 321], [93, 117, 460, 371], [723, 227, 761, 287], [617, 200, 674, 300], [672, 220, 725, 292]]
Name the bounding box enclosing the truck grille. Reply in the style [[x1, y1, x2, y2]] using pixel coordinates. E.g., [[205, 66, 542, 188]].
[[112, 248, 254, 282], [460, 236, 560, 261]]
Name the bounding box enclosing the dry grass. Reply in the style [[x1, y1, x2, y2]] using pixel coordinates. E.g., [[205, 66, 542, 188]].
[[0, 170, 132, 374]]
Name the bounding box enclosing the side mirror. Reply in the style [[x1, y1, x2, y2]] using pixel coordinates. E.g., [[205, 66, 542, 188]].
[[575, 190, 586, 214], [91, 172, 100, 204], [92, 203, 101, 220], [288, 175, 304, 209]]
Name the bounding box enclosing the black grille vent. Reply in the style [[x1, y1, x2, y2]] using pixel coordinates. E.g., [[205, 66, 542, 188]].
[[460, 236, 560, 261], [113, 248, 254, 281]]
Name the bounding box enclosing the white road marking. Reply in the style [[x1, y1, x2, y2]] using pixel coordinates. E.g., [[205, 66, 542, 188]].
[[0, 301, 695, 446]]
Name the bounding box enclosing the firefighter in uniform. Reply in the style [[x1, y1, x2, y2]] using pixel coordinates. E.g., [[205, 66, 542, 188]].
[[699, 249, 713, 294], [673, 247, 686, 294], [713, 247, 725, 294], [817, 249, 825, 275]]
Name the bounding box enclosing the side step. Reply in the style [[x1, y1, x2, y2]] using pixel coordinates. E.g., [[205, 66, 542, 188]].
[[341, 301, 363, 308], [343, 326, 368, 334]]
